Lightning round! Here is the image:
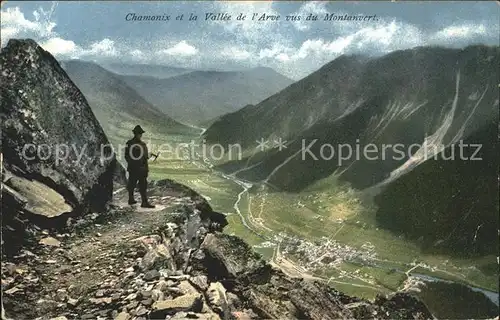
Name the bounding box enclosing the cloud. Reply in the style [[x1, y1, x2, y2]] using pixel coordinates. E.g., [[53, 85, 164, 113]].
[[39, 37, 119, 60], [1, 5, 119, 60], [434, 24, 486, 39], [1, 27, 20, 40], [257, 20, 422, 64], [296, 38, 352, 58], [430, 23, 492, 44], [292, 1, 328, 31], [352, 20, 423, 52], [258, 45, 284, 59], [40, 37, 78, 56], [0, 6, 56, 45], [160, 41, 198, 56], [129, 49, 145, 61], [85, 38, 118, 57], [221, 46, 252, 61]]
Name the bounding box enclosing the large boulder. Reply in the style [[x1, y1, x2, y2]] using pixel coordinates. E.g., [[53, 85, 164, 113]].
[[1, 39, 123, 254]]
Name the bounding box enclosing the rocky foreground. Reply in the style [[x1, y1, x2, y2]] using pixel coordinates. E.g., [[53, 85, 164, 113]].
[[2, 179, 433, 320]]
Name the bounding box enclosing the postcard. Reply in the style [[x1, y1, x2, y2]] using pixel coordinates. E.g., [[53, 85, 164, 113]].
[[1, 1, 499, 319]]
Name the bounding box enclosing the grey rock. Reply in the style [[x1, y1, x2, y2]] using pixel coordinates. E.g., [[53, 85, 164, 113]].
[[200, 233, 267, 279], [206, 282, 228, 315], [177, 280, 199, 295], [95, 289, 106, 298], [141, 298, 153, 307], [189, 275, 209, 291], [144, 270, 161, 281], [135, 306, 148, 316], [154, 280, 173, 292], [170, 311, 220, 320], [114, 311, 131, 320], [151, 293, 203, 317], [139, 244, 174, 272], [151, 289, 165, 302], [39, 237, 61, 247]]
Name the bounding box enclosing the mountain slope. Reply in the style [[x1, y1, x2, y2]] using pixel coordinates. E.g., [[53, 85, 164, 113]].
[[100, 62, 192, 79], [61, 60, 196, 139], [374, 118, 498, 256], [119, 67, 294, 124], [203, 45, 499, 256], [206, 45, 499, 190]]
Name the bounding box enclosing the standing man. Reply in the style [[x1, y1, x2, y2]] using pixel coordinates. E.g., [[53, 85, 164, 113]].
[[125, 125, 155, 208]]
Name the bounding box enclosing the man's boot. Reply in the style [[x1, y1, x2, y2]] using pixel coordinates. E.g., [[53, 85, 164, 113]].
[[128, 191, 137, 205], [140, 192, 155, 208], [141, 201, 155, 208]]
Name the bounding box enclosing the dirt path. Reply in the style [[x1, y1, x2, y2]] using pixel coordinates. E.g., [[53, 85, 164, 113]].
[[38, 194, 179, 293], [2, 188, 199, 319]]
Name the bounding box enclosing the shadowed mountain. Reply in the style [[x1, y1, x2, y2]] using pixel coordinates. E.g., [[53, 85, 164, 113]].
[[206, 45, 499, 191], [100, 62, 193, 79], [203, 45, 499, 256], [61, 60, 196, 139], [374, 118, 498, 256], [118, 67, 294, 124]]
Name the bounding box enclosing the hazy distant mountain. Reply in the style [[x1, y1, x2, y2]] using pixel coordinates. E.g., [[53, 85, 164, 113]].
[[203, 45, 499, 255], [204, 54, 369, 148], [61, 60, 195, 138], [100, 62, 193, 79], [118, 67, 294, 124]]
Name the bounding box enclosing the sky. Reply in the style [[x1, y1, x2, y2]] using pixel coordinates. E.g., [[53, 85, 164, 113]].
[[1, 1, 499, 79]]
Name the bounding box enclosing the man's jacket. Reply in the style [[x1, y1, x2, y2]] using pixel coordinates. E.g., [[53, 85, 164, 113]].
[[125, 137, 149, 174]]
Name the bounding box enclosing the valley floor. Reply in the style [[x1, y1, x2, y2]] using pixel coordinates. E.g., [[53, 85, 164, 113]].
[[144, 130, 498, 319], [99, 122, 498, 318]]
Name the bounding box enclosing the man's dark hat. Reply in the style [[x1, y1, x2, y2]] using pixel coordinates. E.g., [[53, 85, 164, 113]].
[[132, 125, 145, 134]]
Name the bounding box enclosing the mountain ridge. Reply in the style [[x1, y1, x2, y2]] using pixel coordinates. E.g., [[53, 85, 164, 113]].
[[206, 44, 499, 189], [117, 65, 294, 124], [100, 62, 193, 79], [61, 59, 196, 137], [203, 44, 499, 256]]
